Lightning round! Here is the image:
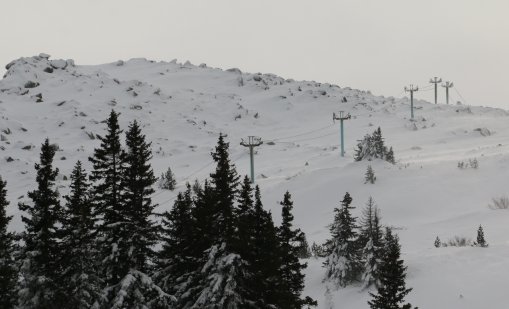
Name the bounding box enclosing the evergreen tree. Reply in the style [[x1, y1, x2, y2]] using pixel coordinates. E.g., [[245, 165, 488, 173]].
[[209, 133, 240, 247], [235, 175, 256, 260], [372, 127, 386, 159], [88, 110, 127, 286], [155, 184, 196, 299], [121, 120, 159, 271], [386, 147, 395, 164], [186, 135, 256, 308], [0, 175, 17, 309], [323, 192, 362, 287], [159, 166, 177, 190], [296, 232, 312, 259], [60, 161, 102, 309], [365, 165, 376, 184], [18, 138, 63, 308], [434, 236, 441, 248], [250, 185, 283, 308], [354, 128, 395, 164], [358, 197, 384, 288], [103, 120, 174, 308], [311, 242, 326, 258], [354, 134, 374, 162], [368, 228, 417, 309], [278, 191, 317, 308], [475, 225, 488, 248]]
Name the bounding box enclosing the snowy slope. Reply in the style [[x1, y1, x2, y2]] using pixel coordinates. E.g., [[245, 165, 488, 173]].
[[2, 54, 509, 308]]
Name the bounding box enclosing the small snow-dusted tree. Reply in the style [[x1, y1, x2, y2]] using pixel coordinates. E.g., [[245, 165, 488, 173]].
[[434, 236, 441, 248], [354, 127, 395, 164], [358, 197, 384, 289], [368, 228, 417, 309], [386, 147, 395, 164], [297, 231, 312, 259], [323, 192, 362, 287], [159, 166, 177, 190], [311, 242, 327, 258], [0, 175, 17, 309], [364, 165, 376, 184], [474, 225, 488, 248]]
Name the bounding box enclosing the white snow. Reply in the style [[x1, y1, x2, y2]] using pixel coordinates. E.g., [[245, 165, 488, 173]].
[[2, 54, 509, 308]]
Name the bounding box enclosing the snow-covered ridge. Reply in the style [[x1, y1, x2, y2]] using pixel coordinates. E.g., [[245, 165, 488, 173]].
[[2, 54, 509, 308]]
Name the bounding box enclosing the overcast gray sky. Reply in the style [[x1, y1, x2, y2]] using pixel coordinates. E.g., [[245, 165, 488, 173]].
[[2, 0, 508, 108]]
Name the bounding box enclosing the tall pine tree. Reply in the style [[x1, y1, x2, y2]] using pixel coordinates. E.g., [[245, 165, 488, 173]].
[[278, 191, 317, 308], [104, 119, 174, 308], [89, 110, 127, 287], [187, 134, 256, 308], [368, 228, 417, 309], [18, 139, 64, 308], [59, 161, 102, 309], [209, 133, 240, 247], [0, 175, 17, 309], [155, 184, 196, 300], [358, 197, 384, 289], [323, 192, 362, 287]]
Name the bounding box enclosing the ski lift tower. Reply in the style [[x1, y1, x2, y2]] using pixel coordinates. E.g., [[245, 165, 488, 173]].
[[333, 111, 351, 157]]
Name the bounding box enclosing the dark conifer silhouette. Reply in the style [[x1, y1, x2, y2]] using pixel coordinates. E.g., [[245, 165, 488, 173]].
[[368, 228, 417, 309], [18, 139, 63, 308], [0, 175, 17, 309], [60, 161, 102, 309], [278, 191, 317, 308]]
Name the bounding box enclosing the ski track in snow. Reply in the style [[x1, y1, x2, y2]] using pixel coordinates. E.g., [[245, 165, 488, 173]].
[[2, 54, 509, 308]]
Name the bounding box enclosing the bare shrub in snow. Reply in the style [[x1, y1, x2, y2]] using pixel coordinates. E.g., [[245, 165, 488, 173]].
[[488, 196, 509, 210], [457, 158, 479, 169], [444, 236, 472, 247]]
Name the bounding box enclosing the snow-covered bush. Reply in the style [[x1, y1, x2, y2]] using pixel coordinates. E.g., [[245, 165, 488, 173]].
[[457, 158, 479, 169], [488, 196, 509, 209], [444, 236, 472, 247]]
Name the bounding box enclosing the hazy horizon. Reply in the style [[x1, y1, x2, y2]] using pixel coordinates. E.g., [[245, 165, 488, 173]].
[[2, 0, 508, 108]]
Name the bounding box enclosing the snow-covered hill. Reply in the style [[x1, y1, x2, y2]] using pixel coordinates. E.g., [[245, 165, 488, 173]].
[[2, 54, 509, 308]]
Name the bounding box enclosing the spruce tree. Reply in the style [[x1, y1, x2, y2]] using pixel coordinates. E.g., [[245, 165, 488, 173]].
[[0, 175, 17, 309], [250, 185, 282, 308], [159, 166, 177, 190], [323, 192, 362, 287], [121, 120, 159, 271], [358, 197, 384, 288], [372, 127, 386, 159], [297, 232, 312, 259], [278, 191, 316, 308], [209, 133, 240, 247], [235, 175, 256, 259], [386, 147, 395, 164], [60, 161, 102, 309], [18, 138, 64, 308], [88, 110, 127, 286], [365, 165, 376, 184], [187, 135, 256, 308], [475, 225, 488, 248], [155, 184, 196, 299], [368, 228, 417, 309], [434, 236, 441, 248], [103, 120, 174, 308]]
